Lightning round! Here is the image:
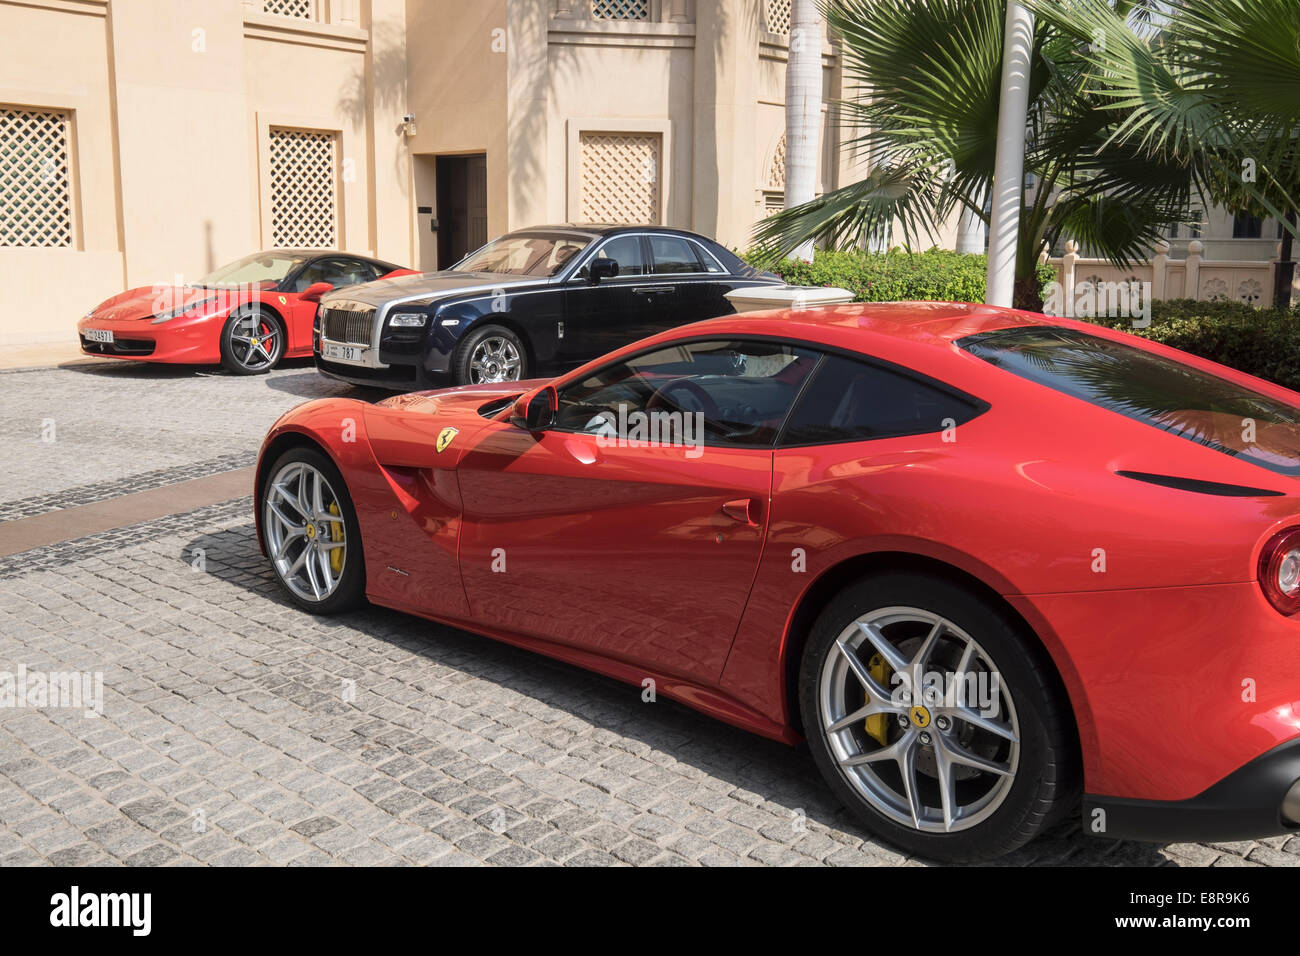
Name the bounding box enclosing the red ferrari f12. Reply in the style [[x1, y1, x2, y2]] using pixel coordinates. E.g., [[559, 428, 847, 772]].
[[255, 301, 1300, 860]]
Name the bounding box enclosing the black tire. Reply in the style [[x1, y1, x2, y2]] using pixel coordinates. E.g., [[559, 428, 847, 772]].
[[219, 306, 284, 375], [798, 572, 1077, 862], [257, 445, 366, 614], [452, 324, 528, 386]]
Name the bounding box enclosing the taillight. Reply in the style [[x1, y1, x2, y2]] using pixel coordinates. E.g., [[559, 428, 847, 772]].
[[1258, 528, 1300, 615]]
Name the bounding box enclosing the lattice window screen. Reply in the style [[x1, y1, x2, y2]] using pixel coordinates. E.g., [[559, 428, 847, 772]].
[[262, 0, 316, 20], [767, 133, 787, 189], [579, 132, 661, 225], [0, 106, 73, 248], [765, 0, 792, 33], [591, 0, 650, 20], [268, 127, 338, 249]]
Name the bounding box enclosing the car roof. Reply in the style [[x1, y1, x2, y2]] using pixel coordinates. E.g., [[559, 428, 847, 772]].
[[685, 301, 1054, 350], [514, 224, 719, 241], [262, 248, 390, 262]]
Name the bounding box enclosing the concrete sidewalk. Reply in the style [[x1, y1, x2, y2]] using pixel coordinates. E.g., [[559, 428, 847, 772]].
[[0, 341, 108, 372]]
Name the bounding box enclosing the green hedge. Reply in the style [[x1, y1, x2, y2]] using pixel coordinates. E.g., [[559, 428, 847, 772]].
[[747, 250, 1300, 392], [746, 248, 1057, 303], [1088, 299, 1300, 393]]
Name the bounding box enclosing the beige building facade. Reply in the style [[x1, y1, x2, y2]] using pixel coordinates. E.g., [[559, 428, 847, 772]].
[[0, 0, 858, 346]]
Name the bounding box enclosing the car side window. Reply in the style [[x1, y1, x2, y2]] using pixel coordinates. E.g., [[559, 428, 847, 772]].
[[554, 339, 820, 448], [649, 236, 707, 274], [589, 236, 646, 277], [780, 353, 984, 446], [294, 258, 376, 292]]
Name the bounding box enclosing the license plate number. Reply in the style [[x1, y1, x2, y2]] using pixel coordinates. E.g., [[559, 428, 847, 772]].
[[85, 329, 114, 343], [322, 342, 364, 363]]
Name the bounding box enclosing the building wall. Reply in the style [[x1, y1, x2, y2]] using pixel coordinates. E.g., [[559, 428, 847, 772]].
[[0, 0, 860, 347], [0, 0, 412, 345]]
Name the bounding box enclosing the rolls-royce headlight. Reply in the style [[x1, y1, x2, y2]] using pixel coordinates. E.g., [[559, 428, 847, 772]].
[[389, 313, 428, 328]]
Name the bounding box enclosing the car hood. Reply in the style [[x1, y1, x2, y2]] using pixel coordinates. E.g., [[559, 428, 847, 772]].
[[87, 285, 239, 322], [323, 271, 545, 308]]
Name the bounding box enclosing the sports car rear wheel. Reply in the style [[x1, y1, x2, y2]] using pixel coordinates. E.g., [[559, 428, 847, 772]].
[[799, 572, 1076, 862], [259, 447, 364, 614], [220, 307, 284, 375]]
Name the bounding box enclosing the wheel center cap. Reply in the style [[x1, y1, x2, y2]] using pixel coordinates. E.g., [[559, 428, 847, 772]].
[[909, 705, 932, 729], [305, 523, 316, 539]]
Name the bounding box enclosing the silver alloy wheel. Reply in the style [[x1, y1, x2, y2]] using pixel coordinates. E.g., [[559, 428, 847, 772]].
[[468, 335, 521, 383], [229, 311, 281, 370], [262, 460, 347, 602], [819, 606, 1020, 834]]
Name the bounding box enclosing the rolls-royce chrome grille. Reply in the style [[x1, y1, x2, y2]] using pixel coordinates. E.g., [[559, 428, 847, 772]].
[[321, 304, 376, 346]]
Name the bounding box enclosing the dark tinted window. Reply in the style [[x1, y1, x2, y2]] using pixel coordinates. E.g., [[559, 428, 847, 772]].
[[960, 325, 1300, 476], [781, 354, 982, 445], [590, 236, 646, 276], [649, 236, 707, 274]]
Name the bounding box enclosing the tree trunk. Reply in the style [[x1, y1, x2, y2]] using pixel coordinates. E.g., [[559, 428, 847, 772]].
[[1276, 211, 1296, 310], [784, 0, 823, 263]]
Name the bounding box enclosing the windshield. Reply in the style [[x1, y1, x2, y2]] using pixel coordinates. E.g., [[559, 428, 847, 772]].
[[454, 234, 590, 277], [197, 253, 307, 287], [960, 325, 1300, 477]]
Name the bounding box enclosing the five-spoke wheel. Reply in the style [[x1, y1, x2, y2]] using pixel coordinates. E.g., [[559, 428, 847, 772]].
[[220, 308, 284, 375]]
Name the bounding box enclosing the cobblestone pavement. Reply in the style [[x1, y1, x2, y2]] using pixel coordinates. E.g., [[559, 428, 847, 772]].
[[2, 499, 1298, 867], [0, 360, 374, 510]]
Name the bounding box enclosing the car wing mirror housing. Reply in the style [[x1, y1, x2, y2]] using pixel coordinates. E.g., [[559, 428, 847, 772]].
[[511, 384, 557, 432], [588, 257, 619, 285], [300, 281, 334, 303]]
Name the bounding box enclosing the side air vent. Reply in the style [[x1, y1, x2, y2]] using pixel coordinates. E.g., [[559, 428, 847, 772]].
[[1115, 470, 1284, 498]]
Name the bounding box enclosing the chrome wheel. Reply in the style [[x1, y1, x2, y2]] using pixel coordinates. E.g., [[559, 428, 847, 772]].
[[818, 606, 1020, 834], [229, 311, 282, 371], [262, 461, 347, 603], [468, 335, 521, 383]]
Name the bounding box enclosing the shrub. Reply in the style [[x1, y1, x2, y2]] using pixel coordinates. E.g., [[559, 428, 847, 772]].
[[1086, 300, 1300, 392], [745, 247, 1056, 304], [746, 251, 1300, 392]]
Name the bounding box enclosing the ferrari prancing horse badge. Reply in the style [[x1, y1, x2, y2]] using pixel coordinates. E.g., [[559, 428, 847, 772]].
[[436, 427, 458, 453]]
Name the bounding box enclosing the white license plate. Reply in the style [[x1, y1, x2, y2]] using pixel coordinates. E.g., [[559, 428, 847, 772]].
[[84, 329, 114, 344], [322, 342, 365, 364]]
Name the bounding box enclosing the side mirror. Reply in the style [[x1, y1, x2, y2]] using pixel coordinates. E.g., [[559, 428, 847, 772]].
[[510, 384, 557, 432], [300, 281, 334, 303], [588, 257, 619, 285]]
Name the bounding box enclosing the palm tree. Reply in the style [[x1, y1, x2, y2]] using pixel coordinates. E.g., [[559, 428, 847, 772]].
[[784, 0, 824, 263], [751, 0, 1212, 310], [1026, 0, 1300, 307]]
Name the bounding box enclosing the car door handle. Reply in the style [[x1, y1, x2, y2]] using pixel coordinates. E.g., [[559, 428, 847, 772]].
[[722, 498, 762, 527], [633, 285, 674, 295]]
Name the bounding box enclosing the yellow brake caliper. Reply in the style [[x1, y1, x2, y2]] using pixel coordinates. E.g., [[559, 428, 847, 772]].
[[328, 502, 344, 574], [864, 653, 891, 746]]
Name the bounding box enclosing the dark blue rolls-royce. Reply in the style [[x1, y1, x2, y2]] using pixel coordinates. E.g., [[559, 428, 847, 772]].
[[312, 224, 782, 390]]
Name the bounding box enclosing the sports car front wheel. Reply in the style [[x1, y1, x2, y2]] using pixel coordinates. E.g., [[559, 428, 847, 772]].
[[799, 572, 1077, 862], [259, 447, 365, 614], [220, 307, 284, 375]]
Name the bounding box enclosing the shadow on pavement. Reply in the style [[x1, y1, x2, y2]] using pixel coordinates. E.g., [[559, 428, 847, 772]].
[[182, 520, 1174, 867]]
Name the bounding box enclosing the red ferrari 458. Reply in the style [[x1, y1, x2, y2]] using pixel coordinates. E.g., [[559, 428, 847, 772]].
[[77, 250, 415, 375], [254, 301, 1300, 860]]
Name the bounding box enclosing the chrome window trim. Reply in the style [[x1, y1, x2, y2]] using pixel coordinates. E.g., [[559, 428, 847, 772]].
[[564, 231, 734, 282]]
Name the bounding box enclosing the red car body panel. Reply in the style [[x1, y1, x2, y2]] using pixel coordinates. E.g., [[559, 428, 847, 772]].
[[255, 302, 1300, 807], [76, 268, 418, 364]]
